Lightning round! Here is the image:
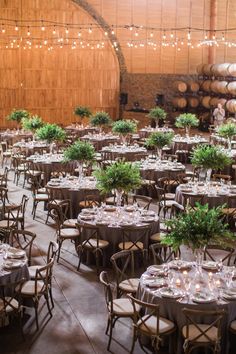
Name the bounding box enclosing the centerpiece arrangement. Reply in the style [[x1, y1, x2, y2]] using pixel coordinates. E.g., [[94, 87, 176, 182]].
[[175, 113, 199, 136], [191, 144, 232, 181], [94, 161, 142, 206], [74, 106, 92, 124], [145, 131, 174, 158], [217, 122, 236, 150], [163, 203, 234, 263], [22, 115, 44, 139], [64, 140, 95, 181], [90, 111, 111, 133], [147, 106, 167, 127], [36, 123, 66, 153], [7, 109, 30, 129], [112, 119, 137, 144]]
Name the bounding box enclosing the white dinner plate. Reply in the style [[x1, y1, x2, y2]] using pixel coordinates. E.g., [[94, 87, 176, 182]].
[[191, 292, 216, 303]]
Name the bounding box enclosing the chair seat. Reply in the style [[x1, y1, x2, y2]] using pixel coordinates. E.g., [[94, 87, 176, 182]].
[[138, 315, 175, 335], [150, 233, 166, 242], [165, 193, 175, 200], [26, 170, 42, 176], [108, 298, 136, 316], [79, 201, 98, 208], [28, 265, 46, 279], [0, 298, 19, 312], [222, 208, 236, 215], [141, 179, 155, 186], [21, 280, 44, 295], [63, 219, 77, 228], [160, 200, 178, 208], [5, 211, 23, 219], [35, 194, 49, 201], [119, 278, 139, 293], [0, 220, 15, 228], [59, 228, 80, 239], [230, 320, 236, 332], [182, 324, 218, 342], [118, 241, 144, 251], [82, 238, 109, 249]]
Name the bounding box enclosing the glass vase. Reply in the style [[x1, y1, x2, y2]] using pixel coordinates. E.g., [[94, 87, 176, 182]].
[[115, 189, 123, 207]]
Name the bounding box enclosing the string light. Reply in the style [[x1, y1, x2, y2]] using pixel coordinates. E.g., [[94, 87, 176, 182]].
[[53, 26, 56, 35], [27, 27, 30, 36], [15, 22, 18, 31], [1, 24, 5, 33], [41, 21, 45, 31], [88, 27, 92, 34]]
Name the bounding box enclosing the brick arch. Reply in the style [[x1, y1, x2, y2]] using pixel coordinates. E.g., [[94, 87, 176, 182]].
[[71, 0, 127, 75]]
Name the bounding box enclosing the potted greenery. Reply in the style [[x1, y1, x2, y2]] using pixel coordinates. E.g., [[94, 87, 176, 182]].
[[112, 120, 137, 144], [145, 132, 174, 158], [94, 161, 142, 206], [163, 203, 234, 262], [217, 123, 236, 150], [36, 123, 66, 153], [147, 107, 167, 127], [7, 109, 30, 129], [22, 115, 44, 137], [64, 140, 95, 181], [74, 106, 92, 123], [191, 144, 232, 181], [175, 113, 199, 136], [90, 111, 111, 133]]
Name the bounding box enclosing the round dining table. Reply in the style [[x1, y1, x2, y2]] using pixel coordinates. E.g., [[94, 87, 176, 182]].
[[80, 133, 120, 150], [65, 125, 98, 137], [175, 182, 236, 208], [139, 126, 174, 139], [0, 247, 29, 286], [138, 260, 236, 354], [77, 205, 160, 262], [13, 141, 50, 156], [47, 176, 100, 218], [27, 153, 77, 184], [101, 144, 148, 161], [0, 130, 33, 145], [139, 157, 185, 182], [172, 135, 209, 153]]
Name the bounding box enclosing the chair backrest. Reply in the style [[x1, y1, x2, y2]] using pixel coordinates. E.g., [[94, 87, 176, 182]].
[[158, 176, 179, 193], [47, 199, 71, 227], [110, 250, 134, 283], [5, 204, 22, 228], [47, 241, 59, 262], [128, 294, 161, 337], [162, 153, 178, 162], [20, 194, 29, 215], [182, 307, 225, 345], [99, 271, 113, 312], [76, 222, 100, 248], [203, 245, 234, 265], [121, 224, 151, 252], [81, 194, 101, 208], [213, 174, 231, 182], [149, 243, 178, 264], [0, 278, 25, 315], [10, 229, 36, 266], [35, 258, 54, 295], [0, 187, 8, 213], [132, 195, 152, 210], [182, 192, 205, 211]]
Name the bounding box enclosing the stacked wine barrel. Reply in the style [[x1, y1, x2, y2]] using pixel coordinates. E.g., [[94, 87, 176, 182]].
[[197, 63, 236, 113], [172, 80, 200, 110]]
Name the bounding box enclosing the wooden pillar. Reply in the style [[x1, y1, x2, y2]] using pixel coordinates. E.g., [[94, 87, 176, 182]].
[[208, 0, 217, 64]]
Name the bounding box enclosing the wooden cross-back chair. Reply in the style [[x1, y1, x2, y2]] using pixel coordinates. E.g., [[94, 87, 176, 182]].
[[203, 244, 234, 266]]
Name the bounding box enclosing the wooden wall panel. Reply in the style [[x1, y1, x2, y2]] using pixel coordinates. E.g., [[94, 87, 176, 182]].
[[0, 0, 120, 128]]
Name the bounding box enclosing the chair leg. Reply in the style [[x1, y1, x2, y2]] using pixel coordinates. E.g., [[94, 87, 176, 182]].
[[34, 301, 39, 330], [49, 286, 54, 309], [77, 246, 83, 271], [107, 316, 114, 351], [44, 294, 52, 318], [57, 240, 63, 263]]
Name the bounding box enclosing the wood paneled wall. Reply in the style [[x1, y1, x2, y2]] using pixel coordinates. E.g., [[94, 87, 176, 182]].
[[88, 0, 211, 74], [0, 0, 120, 128]]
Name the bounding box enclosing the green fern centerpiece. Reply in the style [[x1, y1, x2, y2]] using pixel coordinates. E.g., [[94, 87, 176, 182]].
[[112, 120, 137, 144], [36, 124, 66, 153], [217, 123, 236, 150], [90, 111, 111, 133], [22, 115, 44, 133], [147, 107, 167, 127], [64, 140, 95, 162], [175, 113, 199, 136], [7, 109, 30, 128], [163, 203, 234, 251], [94, 161, 142, 206], [145, 132, 174, 158], [191, 144, 232, 181], [74, 106, 92, 123]]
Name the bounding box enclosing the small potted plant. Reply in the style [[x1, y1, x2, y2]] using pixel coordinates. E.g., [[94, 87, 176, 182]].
[[217, 122, 236, 150], [64, 140, 95, 181], [112, 119, 137, 144], [147, 107, 167, 127], [191, 144, 232, 181], [175, 113, 199, 136], [145, 132, 174, 159], [90, 111, 111, 133], [22, 115, 44, 138], [7, 109, 30, 129], [74, 106, 92, 124], [94, 161, 142, 206], [36, 123, 66, 153], [163, 203, 234, 263]]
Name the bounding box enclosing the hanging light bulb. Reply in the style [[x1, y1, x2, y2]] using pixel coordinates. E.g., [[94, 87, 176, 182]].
[[111, 29, 115, 35], [222, 32, 225, 41], [150, 32, 154, 38], [212, 31, 216, 40], [53, 26, 56, 35], [162, 31, 166, 40], [170, 32, 174, 38], [78, 31, 81, 37], [65, 26, 69, 34], [205, 32, 208, 40], [187, 31, 191, 40], [104, 31, 108, 36], [88, 27, 92, 34], [1, 24, 5, 33], [41, 21, 45, 31], [27, 27, 30, 36], [15, 22, 18, 31]]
